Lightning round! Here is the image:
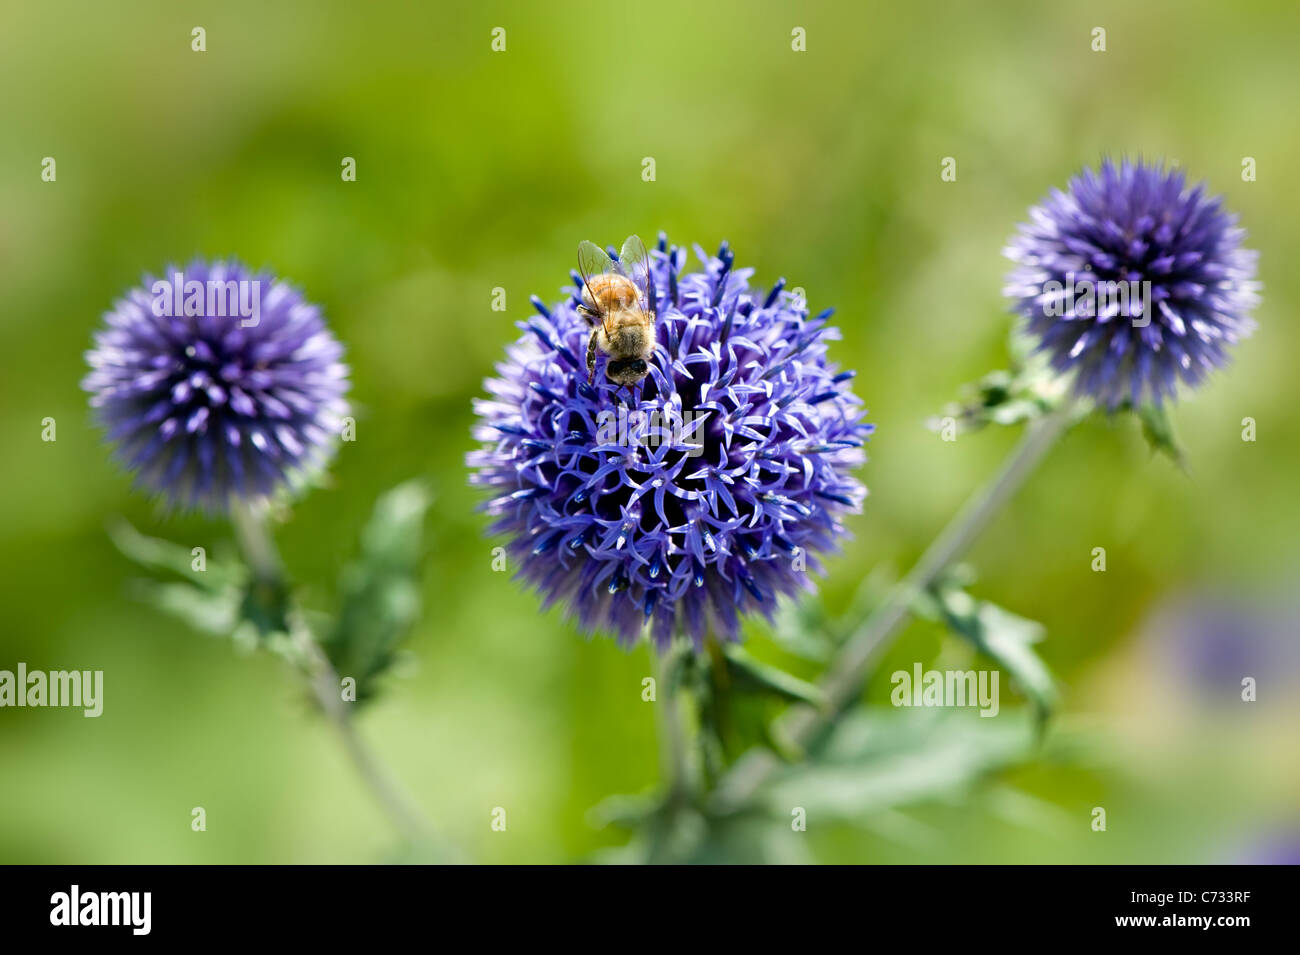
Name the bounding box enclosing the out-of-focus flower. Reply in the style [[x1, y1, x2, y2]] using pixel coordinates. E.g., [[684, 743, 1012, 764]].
[[1004, 159, 1259, 407], [84, 260, 350, 512], [469, 237, 871, 647], [1236, 828, 1300, 865], [1143, 591, 1300, 697]]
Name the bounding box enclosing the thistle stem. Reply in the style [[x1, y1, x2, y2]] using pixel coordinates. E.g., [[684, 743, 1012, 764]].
[[652, 643, 690, 802], [710, 405, 1074, 812], [229, 503, 435, 846], [703, 635, 733, 761]]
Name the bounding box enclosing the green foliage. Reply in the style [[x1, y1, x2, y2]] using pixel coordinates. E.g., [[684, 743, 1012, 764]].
[[109, 479, 432, 703], [915, 570, 1059, 719], [108, 520, 250, 641], [596, 706, 1049, 864], [1135, 401, 1189, 470], [758, 707, 1042, 820], [721, 643, 827, 709], [5, 0, 1291, 865], [929, 334, 1071, 435], [320, 480, 432, 703]]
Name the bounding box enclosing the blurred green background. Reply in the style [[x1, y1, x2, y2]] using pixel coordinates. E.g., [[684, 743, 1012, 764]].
[[1, 0, 1297, 863]]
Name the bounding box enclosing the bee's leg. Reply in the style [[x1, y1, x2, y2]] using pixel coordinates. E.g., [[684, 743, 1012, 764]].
[[585, 329, 599, 385]]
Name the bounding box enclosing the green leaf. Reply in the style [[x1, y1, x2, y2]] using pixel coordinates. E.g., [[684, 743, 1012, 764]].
[[1136, 401, 1188, 470], [592, 804, 815, 865], [128, 580, 241, 637], [110, 519, 255, 641], [722, 644, 826, 709], [758, 707, 1039, 820], [918, 578, 1058, 718], [108, 518, 240, 590], [586, 792, 660, 831], [321, 480, 432, 702]]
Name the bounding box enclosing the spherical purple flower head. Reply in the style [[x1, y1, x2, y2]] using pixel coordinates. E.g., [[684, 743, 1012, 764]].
[[83, 260, 350, 512], [1004, 159, 1259, 407], [469, 237, 871, 648]]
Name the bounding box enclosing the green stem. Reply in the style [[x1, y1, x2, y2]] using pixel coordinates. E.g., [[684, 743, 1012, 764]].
[[710, 405, 1074, 812], [230, 502, 435, 845], [652, 643, 690, 803], [704, 635, 733, 761]]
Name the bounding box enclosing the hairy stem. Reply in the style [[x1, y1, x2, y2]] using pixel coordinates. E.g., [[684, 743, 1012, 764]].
[[230, 503, 435, 845], [710, 405, 1074, 812]]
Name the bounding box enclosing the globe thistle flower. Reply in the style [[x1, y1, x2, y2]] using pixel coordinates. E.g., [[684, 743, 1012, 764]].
[[1004, 159, 1259, 407], [83, 260, 350, 512], [468, 237, 871, 648]]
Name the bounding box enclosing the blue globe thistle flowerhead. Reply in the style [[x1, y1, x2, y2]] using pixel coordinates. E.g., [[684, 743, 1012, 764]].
[[83, 260, 351, 512], [1004, 159, 1259, 407], [468, 237, 871, 648]]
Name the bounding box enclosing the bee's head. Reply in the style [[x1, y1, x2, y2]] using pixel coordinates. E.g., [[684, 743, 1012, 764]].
[[606, 358, 649, 387]]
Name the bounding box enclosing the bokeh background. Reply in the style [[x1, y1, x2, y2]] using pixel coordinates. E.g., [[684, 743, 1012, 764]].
[[1, 0, 1297, 863]]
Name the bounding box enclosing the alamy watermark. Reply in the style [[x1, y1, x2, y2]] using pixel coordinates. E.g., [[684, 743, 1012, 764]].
[[891, 663, 999, 717], [1039, 271, 1151, 327], [151, 269, 260, 327], [595, 406, 706, 458], [0, 663, 103, 717], [50, 885, 150, 935]]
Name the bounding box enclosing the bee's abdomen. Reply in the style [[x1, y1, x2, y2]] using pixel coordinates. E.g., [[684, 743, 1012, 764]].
[[606, 319, 656, 358]]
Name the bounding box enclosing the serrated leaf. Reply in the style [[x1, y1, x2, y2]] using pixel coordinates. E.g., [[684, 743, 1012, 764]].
[[321, 480, 432, 702]]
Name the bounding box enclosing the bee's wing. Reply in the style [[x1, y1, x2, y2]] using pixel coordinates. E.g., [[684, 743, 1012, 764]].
[[578, 238, 613, 292], [616, 234, 652, 319]]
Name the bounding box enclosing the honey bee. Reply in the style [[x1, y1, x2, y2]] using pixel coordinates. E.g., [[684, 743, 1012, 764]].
[[577, 234, 656, 389]]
